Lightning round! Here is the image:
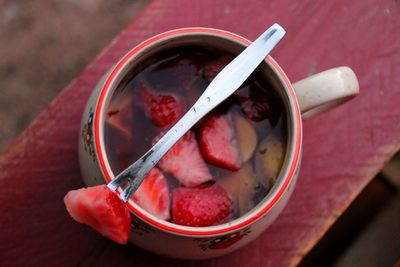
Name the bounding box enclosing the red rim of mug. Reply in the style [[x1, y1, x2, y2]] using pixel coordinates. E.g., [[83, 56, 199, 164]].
[[94, 27, 302, 236]]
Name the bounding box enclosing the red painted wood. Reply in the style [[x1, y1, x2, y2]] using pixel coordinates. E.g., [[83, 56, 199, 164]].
[[0, 0, 399, 266]]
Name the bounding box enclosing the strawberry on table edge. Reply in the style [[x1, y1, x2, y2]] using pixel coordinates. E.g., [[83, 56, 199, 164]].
[[64, 185, 131, 244]]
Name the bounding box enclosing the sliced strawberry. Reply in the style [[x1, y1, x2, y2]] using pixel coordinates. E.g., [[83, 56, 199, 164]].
[[64, 185, 131, 244], [106, 91, 134, 136], [198, 114, 242, 171], [136, 80, 185, 128], [172, 184, 232, 227], [202, 56, 233, 83], [235, 84, 278, 123], [154, 131, 212, 187], [132, 167, 170, 220]]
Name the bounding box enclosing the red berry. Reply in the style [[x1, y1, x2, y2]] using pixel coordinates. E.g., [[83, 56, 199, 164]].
[[136, 80, 185, 128], [198, 114, 242, 171], [132, 167, 170, 220], [64, 185, 131, 244], [235, 85, 275, 122], [155, 131, 212, 187], [172, 184, 232, 227]]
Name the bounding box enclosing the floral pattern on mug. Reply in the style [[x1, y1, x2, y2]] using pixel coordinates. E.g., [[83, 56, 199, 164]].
[[193, 227, 251, 251], [131, 217, 155, 236], [82, 107, 96, 162]]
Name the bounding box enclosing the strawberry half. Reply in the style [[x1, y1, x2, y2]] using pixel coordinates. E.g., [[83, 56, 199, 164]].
[[198, 114, 242, 171], [132, 167, 171, 220], [136, 80, 185, 128], [64, 185, 131, 244], [202, 56, 233, 83], [235, 84, 278, 123], [172, 184, 232, 227], [154, 131, 212, 187]]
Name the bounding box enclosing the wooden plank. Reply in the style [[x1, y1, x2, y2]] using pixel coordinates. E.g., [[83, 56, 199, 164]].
[[0, 0, 399, 266]]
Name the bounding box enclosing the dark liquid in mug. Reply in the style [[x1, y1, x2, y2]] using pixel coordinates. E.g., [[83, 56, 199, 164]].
[[104, 45, 287, 224]]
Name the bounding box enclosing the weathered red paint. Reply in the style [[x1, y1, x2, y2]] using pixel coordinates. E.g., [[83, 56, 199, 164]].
[[0, 0, 399, 266]]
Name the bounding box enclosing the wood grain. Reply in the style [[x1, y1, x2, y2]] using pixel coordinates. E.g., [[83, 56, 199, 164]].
[[0, 0, 399, 266]]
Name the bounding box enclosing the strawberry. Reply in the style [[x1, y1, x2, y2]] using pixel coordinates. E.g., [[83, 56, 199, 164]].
[[136, 80, 185, 128], [235, 84, 277, 123], [64, 185, 131, 244], [202, 56, 233, 83], [106, 90, 134, 136], [172, 184, 232, 227], [154, 131, 212, 187], [198, 114, 242, 171], [132, 167, 171, 220]]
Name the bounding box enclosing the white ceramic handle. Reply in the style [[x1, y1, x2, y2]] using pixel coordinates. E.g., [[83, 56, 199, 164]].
[[292, 66, 359, 119]]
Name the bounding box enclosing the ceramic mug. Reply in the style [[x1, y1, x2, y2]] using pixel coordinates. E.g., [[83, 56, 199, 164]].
[[78, 28, 359, 259]]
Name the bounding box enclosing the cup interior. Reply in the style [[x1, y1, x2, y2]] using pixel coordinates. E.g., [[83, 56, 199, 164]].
[[95, 28, 302, 236]]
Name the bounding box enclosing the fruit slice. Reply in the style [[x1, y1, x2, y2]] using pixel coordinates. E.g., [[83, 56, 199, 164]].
[[235, 84, 277, 123], [106, 90, 134, 136], [198, 114, 242, 171], [202, 56, 233, 83], [136, 80, 185, 128], [172, 184, 232, 227], [234, 114, 258, 162], [132, 167, 171, 220], [64, 185, 131, 244], [237, 164, 259, 214], [154, 131, 212, 187], [218, 163, 260, 215], [255, 135, 286, 188]]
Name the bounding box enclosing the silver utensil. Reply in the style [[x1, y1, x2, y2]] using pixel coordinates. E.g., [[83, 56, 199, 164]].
[[108, 23, 286, 201]]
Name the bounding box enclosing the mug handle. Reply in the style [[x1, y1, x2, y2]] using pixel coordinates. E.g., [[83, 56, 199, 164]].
[[292, 67, 359, 119]]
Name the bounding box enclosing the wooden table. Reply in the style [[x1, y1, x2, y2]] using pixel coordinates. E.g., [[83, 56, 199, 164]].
[[1, 0, 399, 266]]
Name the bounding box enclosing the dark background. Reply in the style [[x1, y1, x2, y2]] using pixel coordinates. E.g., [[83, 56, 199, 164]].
[[0, 0, 149, 152]]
